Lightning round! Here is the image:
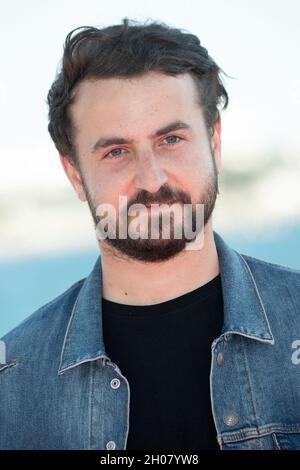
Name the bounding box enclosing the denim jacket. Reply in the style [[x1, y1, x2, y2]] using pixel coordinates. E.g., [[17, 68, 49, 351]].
[[1, 231, 300, 450]]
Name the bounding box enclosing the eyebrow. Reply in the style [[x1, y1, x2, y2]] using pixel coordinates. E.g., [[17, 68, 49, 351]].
[[90, 120, 192, 154]]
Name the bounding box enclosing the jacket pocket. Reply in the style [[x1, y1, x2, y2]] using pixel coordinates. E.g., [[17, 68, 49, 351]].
[[221, 433, 277, 450], [273, 431, 300, 450]]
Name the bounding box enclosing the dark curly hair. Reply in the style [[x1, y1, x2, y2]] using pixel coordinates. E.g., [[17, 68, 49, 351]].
[[47, 17, 229, 166]]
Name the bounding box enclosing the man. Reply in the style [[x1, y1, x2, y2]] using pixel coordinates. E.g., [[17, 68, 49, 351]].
[[1, 18, 300, 451]]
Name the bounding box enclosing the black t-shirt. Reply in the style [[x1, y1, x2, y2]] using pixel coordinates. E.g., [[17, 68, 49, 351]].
[[101, 273, 223, 450]]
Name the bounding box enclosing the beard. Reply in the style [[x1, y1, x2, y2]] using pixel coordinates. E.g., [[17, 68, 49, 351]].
[[79, 156, 219, 264]]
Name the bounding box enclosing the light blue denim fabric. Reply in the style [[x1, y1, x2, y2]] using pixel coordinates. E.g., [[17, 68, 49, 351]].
[[1, 231, 300, 450]]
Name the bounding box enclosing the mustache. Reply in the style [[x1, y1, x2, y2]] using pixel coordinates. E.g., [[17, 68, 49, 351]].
[[128, 186, 191, 207]]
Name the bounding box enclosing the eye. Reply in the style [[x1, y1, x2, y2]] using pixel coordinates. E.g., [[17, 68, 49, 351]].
[[162, 135, 184, 146], [103, 148, 126, 160]]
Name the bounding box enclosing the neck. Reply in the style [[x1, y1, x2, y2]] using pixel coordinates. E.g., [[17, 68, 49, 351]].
[[99, 219, 219, 306]]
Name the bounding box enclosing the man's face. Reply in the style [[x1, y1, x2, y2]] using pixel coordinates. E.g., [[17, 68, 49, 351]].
[[62, 71, 221, 262]]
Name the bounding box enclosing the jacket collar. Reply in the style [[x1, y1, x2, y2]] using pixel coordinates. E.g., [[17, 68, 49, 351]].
[[58, 230, 274, 374], [58, 256, 106, 374], [213, 231, 274, 344]]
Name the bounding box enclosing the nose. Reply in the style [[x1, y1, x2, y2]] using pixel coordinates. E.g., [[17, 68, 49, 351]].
[[134, 153, 168, 193]]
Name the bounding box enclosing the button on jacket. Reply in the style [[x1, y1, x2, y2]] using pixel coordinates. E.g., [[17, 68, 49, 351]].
[[1, 231, 300, 450]]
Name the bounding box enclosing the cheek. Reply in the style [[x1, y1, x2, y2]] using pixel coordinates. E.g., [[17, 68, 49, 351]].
[[91, 177, 129, 210], [180, 151, 205, 179], [188, 147, 214, 177], [180, 154, 213, 199]]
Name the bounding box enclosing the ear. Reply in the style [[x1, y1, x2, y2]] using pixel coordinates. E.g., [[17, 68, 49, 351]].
[[210, 117, 222, 173], [59, 154, 87, 202]]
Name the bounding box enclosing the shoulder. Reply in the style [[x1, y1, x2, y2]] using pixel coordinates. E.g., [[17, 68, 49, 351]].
[[1, 277, 86, 358], [237, 252, 300, 318], [238, 252, 300, 283]]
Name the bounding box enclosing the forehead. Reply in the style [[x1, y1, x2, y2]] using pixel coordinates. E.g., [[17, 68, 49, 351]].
[[70, 71, 201, 133]]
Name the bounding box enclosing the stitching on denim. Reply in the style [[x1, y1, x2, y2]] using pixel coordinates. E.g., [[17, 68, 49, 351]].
[[209, 339, 221, 446], [116, 368, 131, 450], [0, 359, 19, 373], [88, 361, 95, 450], [220, 330, 272, 344], [238, 253, 274, 342], [58, 292, 80, 372], [240, 335, 260, 439], [58, 355, 108, 374], [272, 432, 281, 450], [220, 424, 300, 443]]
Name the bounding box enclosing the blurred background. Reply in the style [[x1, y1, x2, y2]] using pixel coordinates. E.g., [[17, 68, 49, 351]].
[[1, 0, 299, 337]]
